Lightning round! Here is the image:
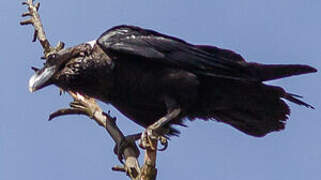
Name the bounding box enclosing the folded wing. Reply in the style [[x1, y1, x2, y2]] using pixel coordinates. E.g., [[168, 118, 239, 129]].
[[97, 25, 316, 82]]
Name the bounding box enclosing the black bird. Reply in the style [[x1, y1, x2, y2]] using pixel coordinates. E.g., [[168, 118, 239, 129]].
[[29, 25, 316, 149]]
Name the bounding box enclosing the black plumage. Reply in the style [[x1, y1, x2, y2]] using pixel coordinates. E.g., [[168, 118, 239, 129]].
[[30, 25, 317, 137]]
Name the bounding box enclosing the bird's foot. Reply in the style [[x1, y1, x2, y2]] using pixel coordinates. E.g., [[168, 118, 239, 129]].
[[114, 134, 140, 163], [139, 127, 168, 151]]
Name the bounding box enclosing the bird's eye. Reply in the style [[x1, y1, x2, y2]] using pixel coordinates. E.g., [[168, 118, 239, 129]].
[[48, 53, 57, 60]]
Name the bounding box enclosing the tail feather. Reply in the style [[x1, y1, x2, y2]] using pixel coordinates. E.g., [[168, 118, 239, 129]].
[[213, 91, 314, 137], [214, 107, 288, 137], [283, 93, 314, 109], [193, 79, 314, 137], [250, 63, 317, 81]]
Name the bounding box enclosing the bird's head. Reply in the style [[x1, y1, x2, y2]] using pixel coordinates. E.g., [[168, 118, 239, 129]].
[[29, 41, 114, 95], [29, 52, 67, 93]]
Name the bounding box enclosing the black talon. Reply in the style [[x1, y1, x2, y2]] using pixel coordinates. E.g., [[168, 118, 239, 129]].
[[157, 137, 168, 151]]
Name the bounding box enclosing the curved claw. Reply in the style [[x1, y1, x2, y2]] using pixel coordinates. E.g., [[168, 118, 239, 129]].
[[157, 136, 168, 151], [139, 128, 157, 150], [139, 129, 169, 151]]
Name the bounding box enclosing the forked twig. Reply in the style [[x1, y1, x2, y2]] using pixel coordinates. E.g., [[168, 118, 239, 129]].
[[20, 0, 49, 50], [20, 0, 64, 57]]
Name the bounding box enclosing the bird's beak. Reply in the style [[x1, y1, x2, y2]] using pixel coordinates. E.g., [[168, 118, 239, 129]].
[[29, 65, 57, 93]]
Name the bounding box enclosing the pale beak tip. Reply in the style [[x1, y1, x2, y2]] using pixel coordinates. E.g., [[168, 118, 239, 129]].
[[28, 74, 37, 93], [28, 65, 57, 93], [29, 86, 35, 93]]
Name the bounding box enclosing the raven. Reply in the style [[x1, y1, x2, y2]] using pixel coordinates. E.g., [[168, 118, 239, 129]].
[[29, 25, 316, 147]]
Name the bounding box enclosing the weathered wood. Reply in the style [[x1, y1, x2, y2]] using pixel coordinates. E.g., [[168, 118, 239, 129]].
[[141, 139, 158, 180]]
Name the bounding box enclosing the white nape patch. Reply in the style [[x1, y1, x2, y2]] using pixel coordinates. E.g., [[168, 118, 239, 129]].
[[76, 92, 85, 101], [87, 40, 96, 48]]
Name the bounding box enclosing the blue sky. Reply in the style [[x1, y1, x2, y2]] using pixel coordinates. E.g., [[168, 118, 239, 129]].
[[1, 0, 320, 179]]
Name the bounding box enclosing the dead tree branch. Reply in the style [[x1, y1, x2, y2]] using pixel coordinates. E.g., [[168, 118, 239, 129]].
[[20, 0, 64, 57], [141, 140, 158, 180], [49, 92, 141, 179]]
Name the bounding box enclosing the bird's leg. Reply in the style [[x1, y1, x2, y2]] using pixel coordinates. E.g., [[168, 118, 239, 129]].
[[114, 132, 168, 162], [140, 97, 181, 150]]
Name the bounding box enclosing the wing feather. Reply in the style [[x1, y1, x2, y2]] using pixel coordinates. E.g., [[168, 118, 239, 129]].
[[97, 25, 255, 81]]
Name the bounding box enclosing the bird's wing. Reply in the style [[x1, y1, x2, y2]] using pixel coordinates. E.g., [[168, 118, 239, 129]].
[[97, 25, 255, 81]]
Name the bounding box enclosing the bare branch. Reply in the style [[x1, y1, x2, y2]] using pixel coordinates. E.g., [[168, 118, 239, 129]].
[[48, 108, 87, 121], [20, 0, 65, 58], [141, 140, 158, 180], [49, 91, 141, 179], [20, 0, 51, 53]]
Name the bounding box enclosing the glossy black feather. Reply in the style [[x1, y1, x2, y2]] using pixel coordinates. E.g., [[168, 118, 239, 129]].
[[97, 25, 260, 81], [50, 25, 316, 137]]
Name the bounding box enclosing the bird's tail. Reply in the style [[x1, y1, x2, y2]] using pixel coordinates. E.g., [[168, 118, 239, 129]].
[[192, 79, 314, 137], [283, 93, 314, 109], [249, 63, 317, 81]]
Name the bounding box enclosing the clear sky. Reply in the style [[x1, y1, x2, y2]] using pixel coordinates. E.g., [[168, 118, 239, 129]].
[[1, 0, 320, 180]]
